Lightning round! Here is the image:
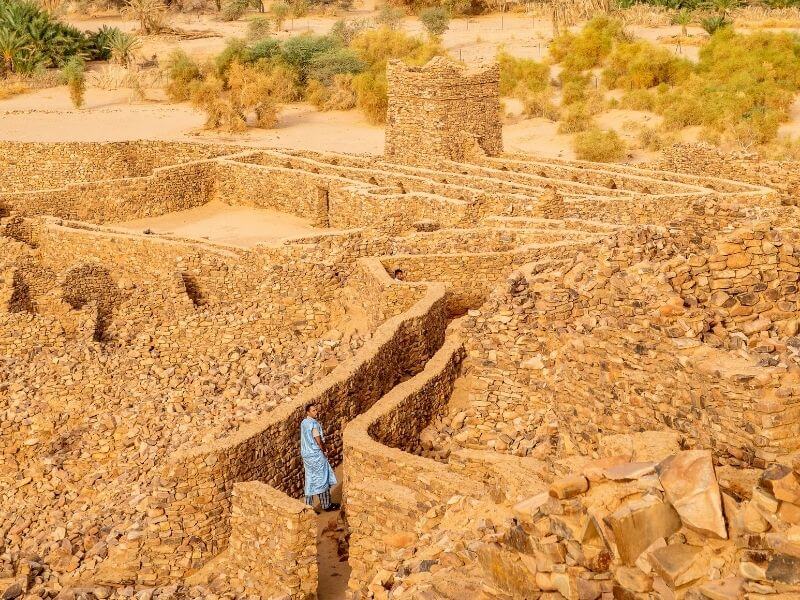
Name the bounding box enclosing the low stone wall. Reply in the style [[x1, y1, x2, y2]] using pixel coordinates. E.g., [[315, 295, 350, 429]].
[[1, 162, 216, 223], [228, 482, 317, 599], [656, 142, 800, 201], [0, 141, 237, 192], [343, 336, 485, 589]]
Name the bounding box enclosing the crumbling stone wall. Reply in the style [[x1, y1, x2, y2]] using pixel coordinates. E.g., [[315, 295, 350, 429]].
[[228, 482, 317, 599], [385, 57, 503, 164]]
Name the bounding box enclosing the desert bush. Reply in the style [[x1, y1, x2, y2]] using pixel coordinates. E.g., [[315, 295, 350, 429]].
[[247, 16, 271, 40], [620, 87, 655, 110], [419, 6, 450, 38], [306, 72, 356, 110], [330, 18, 368, 45], [518, 87, 560, 120], [549, 15, 627, 71], [497, 51, 549, 95], [221, 0, 248, 20], [0, 80, 27, 98], [573, 128, 626, 161], [602, 39, 689, 89], [558, 101, 594, 133], [289, 0, 309, 25], [270, 1, 289, 29], [215, 37, 250, 74], [125, 0, 166, 34], [652, 29, 800, 143], [671, 8, 692, 36], [376, 3, 404, 29], [164, 49, 201, 100], [62, 55, 86, 108], [558, 69, 590, 104], [191, 60, 282, 131], [761, 134, 800, 160]]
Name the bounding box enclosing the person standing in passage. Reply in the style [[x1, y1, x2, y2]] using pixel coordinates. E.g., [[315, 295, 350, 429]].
[[300, 402, 340, 512]]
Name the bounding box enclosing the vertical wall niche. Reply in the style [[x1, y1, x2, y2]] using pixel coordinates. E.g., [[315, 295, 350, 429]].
[[61, 264, 119, 342], [181, 272, 207, 307]]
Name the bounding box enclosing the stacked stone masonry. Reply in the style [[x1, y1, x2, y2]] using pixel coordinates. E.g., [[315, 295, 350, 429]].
[[2, 126, 800, 600]]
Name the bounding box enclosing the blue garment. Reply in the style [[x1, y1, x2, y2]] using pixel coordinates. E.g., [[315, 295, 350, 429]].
[[300, 416, 337, 497]]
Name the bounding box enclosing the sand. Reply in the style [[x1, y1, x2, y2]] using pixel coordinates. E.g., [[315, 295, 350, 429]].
[[114, 200, 324, 247]]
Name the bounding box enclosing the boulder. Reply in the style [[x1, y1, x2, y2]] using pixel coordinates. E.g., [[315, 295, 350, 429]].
[[656, 450, 728, 539], [648, 543, 705, 588], [604, 498, 682, 565]]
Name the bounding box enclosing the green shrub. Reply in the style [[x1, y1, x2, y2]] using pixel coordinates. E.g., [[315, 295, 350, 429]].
[[651, 29, 800, 143], [249, 37, 280, 61], [549, 16, 627, 72], [108, 29, 141, 66], [602, 39, 690, 90], [215, 38, 250, 75], [419, 6, 450, 38], [247, 16, 271, 40], [308, 47, 364, 84], [573, 128, 626, 162], [279, 34, 339, 82], [165, 49, 201, 101], [0, 0, 92, 74], [498, 51, 549, 96], [558, 101, 594, 133], [62, 55, 86, 108], [700, 14, 730, 34]]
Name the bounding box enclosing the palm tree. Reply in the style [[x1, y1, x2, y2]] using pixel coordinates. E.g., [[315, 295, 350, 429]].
[[108, 29, 141, 66], [0, 29, 25, 74], [673, 9, 692, 37]]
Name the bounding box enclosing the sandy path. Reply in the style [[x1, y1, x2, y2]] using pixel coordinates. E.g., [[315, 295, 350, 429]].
[[114, 200, 323, 247]]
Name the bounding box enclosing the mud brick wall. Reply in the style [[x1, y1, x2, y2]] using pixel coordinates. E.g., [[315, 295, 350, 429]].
[[228, 482, 317, 600], [386, 57, 502, 164], [344, 337, 485, 589], [133, 270, 449, 582]]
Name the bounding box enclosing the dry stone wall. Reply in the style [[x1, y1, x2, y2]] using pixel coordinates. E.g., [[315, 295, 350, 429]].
[[385, 57, 503, 164]]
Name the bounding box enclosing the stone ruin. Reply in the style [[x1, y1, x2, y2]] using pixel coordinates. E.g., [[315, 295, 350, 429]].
[[385, 57, 503, 164], [2, 58, 800, 600]]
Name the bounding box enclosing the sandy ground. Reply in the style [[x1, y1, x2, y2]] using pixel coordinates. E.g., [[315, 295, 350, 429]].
[[317, 466, 348, 600], [1, 7, 796, 160], [115, 200, 324, 246]]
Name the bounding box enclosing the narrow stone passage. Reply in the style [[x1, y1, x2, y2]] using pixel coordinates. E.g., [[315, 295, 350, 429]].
[[317, 467, 349, 600]]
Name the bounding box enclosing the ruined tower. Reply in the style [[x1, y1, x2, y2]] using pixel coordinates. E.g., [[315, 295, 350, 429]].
[[385, 57, 503, 164]]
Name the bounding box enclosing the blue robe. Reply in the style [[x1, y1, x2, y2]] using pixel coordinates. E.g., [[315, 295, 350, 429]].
[[300, 416, 337, 497]]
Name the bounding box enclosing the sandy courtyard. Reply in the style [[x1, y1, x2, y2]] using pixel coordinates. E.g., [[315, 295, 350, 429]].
[[115, 200, 325, 247]]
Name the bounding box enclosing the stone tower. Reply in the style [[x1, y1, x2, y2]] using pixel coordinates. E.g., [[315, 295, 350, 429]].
[[385, 57, 503, 164]]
